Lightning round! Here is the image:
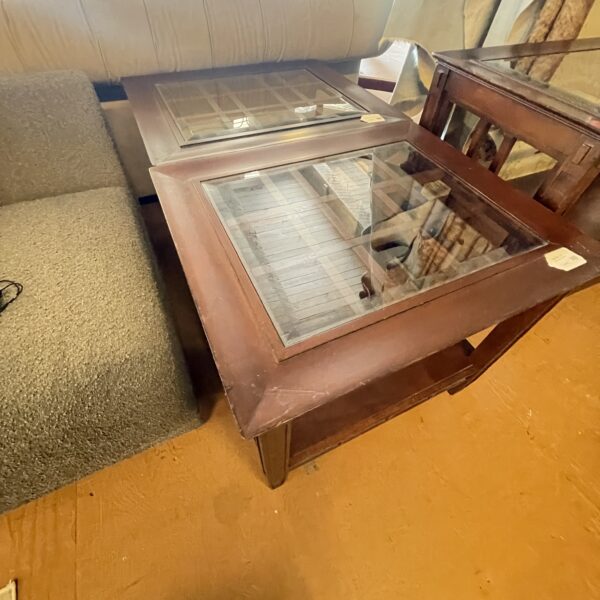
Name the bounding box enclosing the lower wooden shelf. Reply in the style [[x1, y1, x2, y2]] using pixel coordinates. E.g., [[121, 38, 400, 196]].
[[289, 340, 475, 468]]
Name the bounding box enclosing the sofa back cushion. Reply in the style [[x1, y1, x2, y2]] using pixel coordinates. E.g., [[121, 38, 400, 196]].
[[0, 0, 393, 82], [0, 71, 126, 205]]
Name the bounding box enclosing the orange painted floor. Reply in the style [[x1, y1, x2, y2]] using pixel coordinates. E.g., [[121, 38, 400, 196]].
[[1, 285, 599, 600]]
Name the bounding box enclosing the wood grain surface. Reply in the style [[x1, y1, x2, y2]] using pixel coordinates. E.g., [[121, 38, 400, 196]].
[[0, 284, 598, 599]]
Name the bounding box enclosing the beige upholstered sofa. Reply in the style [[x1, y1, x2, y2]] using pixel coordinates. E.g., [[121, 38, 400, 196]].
[[0, 0, 392, 80]]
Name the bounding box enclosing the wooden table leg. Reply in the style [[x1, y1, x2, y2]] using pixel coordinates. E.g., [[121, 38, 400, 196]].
[[256, 423, 291, 489], [449, 297, 562, 394], [420, 66, 453, 136]]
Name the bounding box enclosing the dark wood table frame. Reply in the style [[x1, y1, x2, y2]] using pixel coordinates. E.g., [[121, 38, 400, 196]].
[[150, 119, 600, 488], [419, 37, 600, 396], [123, 61, 406, 165]]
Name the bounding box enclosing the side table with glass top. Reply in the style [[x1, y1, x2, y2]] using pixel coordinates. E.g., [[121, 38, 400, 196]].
[[123, 61, 406, 165], [150, 120, 600, 487]]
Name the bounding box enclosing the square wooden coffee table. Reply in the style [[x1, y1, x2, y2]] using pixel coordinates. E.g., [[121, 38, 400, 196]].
[[150, 119, 600, 487], [123, 61, 404, 165]]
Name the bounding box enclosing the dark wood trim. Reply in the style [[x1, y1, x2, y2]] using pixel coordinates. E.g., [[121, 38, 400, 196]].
[[489, 134, 516, 174], [437, 37, 600, 63], [465, 118, 491, 158], [420, 66, 600, 214], [434, 39, 600, 133], [442, 70, 592, 157], [420, 67, 453, 137]]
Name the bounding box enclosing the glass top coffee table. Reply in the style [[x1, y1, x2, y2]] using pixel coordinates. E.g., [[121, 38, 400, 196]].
[[123, 61, 404, 164], [202, 141, 543, 347], [151, 119, 600, 487]]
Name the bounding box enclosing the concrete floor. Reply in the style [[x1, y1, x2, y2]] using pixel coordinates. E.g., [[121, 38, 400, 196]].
[[1, 285, 599, 599]]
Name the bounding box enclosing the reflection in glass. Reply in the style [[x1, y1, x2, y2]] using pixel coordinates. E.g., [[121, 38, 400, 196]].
[[156, 69, 365, 145], [483, 49, 600, 117], [202, 142, 545, 346]]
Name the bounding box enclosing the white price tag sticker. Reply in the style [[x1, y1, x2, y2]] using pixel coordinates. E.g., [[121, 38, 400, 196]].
[[544, 247, 587, 272], [360, 113, 386, 124]]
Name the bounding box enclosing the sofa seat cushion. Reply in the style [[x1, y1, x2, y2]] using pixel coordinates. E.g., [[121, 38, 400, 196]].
[[0, 187, 198, 513]]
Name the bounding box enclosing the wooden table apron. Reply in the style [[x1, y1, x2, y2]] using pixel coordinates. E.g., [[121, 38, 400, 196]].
[[150, 120, 600, 487]]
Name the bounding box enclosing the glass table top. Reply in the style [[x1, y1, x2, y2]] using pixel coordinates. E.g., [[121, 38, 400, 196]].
[[483, 49, 600, 117], [202, 142, 545, 346], [156, 69, 366, 145]]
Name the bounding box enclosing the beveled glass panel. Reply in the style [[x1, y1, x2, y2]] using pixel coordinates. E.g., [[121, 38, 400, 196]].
[[483, 49, 600, 117], [156, 69, 365, 145], [202, 142, 545, 346]]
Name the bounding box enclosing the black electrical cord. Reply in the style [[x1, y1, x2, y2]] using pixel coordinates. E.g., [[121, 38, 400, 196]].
[[0, 280, 23, 314]]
